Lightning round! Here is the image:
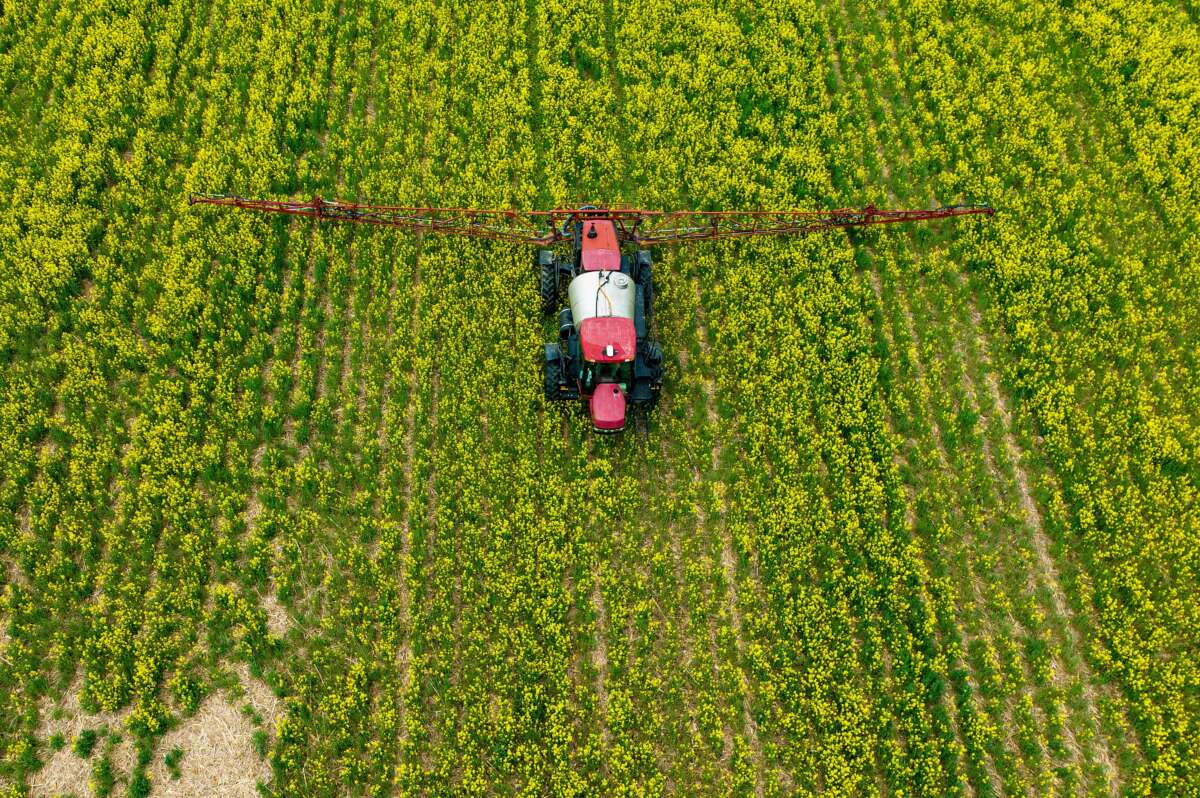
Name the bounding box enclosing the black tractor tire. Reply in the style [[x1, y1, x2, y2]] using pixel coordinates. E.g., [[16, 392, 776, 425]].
[[539, 252, 558, 314], [635, 250, 652, 283], [638, 260, 654, 324], [643, 340, 664, 371], [544, 344, 565, 400], [644, 274, 654, 325]]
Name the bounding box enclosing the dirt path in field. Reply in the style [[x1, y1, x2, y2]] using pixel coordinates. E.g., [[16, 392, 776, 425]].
[[590, 568, 612, 749], [839, 0, 1079, 787], [865, 268, 1001, 798], [666, 324, 756, 791], [571, 437, 614, 778], [905, 271, 1052, 795], [353, 250, 380, 466], [667, 515, 701, 743], [964, 301, 1121, 796], [924, 280, 1072, 791], [389, 242, 417, 754], [869, 0, 1127, 776], [849, 0, 1128, 782], [663, 288, 726, 765], [390, 59, 442, 764], [306, 258, 333, 464], [652, 363, 709, 781], [829, 6, 991, 779]]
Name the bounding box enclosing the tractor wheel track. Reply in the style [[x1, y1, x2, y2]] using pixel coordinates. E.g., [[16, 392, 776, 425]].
[[965, 298, 1122, 796], [821, 4, 987, 787], [830, 0, 1118, 789], [877, 0, 1128, 780], [690, 272, 765, 798], [866, 264, 1006, 798]]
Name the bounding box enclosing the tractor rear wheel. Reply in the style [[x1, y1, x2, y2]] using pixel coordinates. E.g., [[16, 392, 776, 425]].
[[539, 252, 558, 314], [544, 345, 565, 399]]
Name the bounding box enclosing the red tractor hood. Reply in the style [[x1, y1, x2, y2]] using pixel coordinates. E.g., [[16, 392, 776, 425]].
[[589, 383, 626, 431], [579, 220, 621, 271], [579, 316, 636, 362]]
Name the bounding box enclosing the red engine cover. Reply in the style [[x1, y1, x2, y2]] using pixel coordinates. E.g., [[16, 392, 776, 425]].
[[579, 316, 636, 363], [589, 383, 626, 431], [579, 219, 620, 272]]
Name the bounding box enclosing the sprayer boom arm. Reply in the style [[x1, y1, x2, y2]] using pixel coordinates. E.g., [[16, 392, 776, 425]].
[[188, 193, 994, 245]]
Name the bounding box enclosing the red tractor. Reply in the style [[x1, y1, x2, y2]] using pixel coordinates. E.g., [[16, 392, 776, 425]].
[[537, 209, 663, 430], [190, 195, 993, 432]]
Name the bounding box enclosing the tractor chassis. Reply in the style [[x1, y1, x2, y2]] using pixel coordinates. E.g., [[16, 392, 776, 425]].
[[540, 246, 663, 419]]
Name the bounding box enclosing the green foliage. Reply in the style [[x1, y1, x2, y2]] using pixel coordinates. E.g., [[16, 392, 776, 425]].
[[91, 754, 114, 798], [252, 729, 268, 758], [73, 729, 98, 759], [127, 768, 151, 798], [165, 746, 183, 780]]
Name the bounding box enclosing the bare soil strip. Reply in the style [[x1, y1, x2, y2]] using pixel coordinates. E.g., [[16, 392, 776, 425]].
[[691, 275, 765, 798], [934, 284, 1078, 792], [967, 303, 1121, 796], [908, 272, 1058, 795], [391, 65, 440, 758], [392, 242, 423, 721], [867, 268, 1003, 798], [844, 19, 985, 771], [844, 0, 1057, 781], [590, 568, 612, 749]]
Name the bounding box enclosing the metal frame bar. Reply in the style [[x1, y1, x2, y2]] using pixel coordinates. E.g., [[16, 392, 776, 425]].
[[189, 194, 994, 246]]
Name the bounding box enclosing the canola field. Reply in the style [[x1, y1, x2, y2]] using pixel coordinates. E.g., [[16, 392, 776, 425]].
[[1, 0, 1197, 795]]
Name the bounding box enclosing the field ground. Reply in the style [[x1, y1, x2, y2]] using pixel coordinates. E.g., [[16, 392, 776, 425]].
[[1, 0, 1197, 795]]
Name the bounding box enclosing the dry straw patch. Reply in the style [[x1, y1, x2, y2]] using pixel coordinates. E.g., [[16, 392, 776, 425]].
[[31, 677, 134, 798], [30, 665, 278, 798], [144, 690, 270, 797], [230, 661, 282, 735], [260, 589, 293, 639]]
